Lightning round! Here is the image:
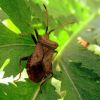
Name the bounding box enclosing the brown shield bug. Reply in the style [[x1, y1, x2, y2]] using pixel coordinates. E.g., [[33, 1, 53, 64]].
[[15, 4, 58, 84]]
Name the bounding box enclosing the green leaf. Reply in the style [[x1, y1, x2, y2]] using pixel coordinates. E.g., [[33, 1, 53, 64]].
[[0, 0, 100, 100], [56, 16, 100, 100], [0, 0, 32, 33], [0, 20, 39, 100], [0, 80, 39, 100], [63, 16, 100, 76], [0, 8, 8, 21], [0, 22, 34, 77]]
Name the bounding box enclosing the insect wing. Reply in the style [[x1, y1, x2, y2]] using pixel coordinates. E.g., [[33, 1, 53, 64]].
[[29, 43, 43, 67]]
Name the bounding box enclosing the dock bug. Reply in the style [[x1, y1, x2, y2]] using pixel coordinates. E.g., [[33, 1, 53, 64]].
[[15, 4, 58, 84]]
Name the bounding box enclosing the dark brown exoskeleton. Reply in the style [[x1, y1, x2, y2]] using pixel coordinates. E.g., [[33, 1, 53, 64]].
[[16, 4, 58, 84]]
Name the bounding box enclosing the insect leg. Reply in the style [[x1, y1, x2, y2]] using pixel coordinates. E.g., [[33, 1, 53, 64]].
[[45, 72, 53, 80], [19, 31, 38, 44], [14, 56, 29, 82], [39, 78, 46, 93], [34, 28, 39, 39], [31, 34, 37, 44], [39, 72, 53, 93], [31, 28, 39, 44], [54, 50, 58, 54]]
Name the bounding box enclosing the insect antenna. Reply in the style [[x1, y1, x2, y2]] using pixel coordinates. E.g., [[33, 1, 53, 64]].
[[43, 4, 48, 34], [31, 34, 37, 44], [48, 29, 55, 34], [43, 4, 77, 35], [48, 16, 78, 35]]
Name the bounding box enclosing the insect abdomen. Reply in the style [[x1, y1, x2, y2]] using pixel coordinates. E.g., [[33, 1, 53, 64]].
[[26, 57, 45, 83]]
